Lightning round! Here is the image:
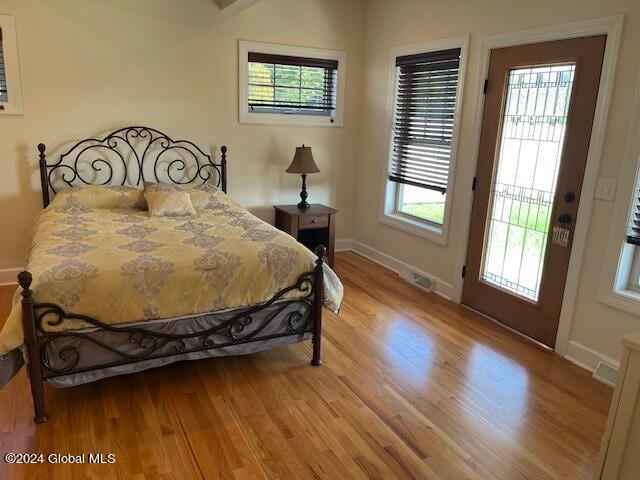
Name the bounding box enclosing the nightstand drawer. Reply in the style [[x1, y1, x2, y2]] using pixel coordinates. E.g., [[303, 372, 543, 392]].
[[299, 214, 329, 230]]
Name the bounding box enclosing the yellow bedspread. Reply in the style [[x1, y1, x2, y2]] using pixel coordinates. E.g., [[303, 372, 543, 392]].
[[0, 186, 343, 357]]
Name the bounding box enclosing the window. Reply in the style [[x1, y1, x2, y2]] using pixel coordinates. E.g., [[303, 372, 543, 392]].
[[627, 246, 640, 292], [624, 183, 640, 292], [396, 184, 446, 224], [248, 53, 337, 116], [381, 38, 468, 242], [601, 151, 640, 316], [0, 15, 22, 115], [239, 41, 345, 126]]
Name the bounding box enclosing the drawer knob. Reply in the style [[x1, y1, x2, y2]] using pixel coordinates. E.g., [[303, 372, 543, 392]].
[[311, 218, 318, 223]]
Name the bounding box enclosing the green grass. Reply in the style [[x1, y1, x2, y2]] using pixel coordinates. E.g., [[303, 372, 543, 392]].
[[400, 203, 445, 224], [401, 199, 551, 233], [506, 200, 551, 233]]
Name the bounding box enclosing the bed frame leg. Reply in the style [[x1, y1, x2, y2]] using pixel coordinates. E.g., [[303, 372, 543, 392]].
[[18, 272, 48, 424], [311, 245, 325, 366]]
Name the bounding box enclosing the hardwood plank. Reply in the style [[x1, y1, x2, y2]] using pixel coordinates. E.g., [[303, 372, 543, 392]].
[[0, 252, 611, 479]]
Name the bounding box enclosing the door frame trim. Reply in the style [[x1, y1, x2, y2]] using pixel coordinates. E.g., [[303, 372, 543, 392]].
[[452, 15, 625, 354]]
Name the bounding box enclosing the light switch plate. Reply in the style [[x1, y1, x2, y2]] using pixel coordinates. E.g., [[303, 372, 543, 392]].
[[595, 178, 617, 202]]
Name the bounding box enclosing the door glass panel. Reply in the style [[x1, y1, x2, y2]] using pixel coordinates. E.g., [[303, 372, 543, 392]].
[[481, 64, 576, 301]]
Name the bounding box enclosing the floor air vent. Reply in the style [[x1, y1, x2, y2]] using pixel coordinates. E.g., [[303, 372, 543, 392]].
[[399, 269, 436, 293], [593, 361, 617, 387]]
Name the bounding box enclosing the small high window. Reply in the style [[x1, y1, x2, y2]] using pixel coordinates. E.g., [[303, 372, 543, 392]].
[[248, 52, 337, 117], [239, 41, 345, 127]]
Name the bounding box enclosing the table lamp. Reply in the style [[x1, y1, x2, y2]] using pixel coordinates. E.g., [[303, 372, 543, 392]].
[[286, 145, 320, 209]]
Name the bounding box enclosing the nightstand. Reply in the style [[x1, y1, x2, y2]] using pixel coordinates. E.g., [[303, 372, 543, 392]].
[[274, 204, 338, 268]]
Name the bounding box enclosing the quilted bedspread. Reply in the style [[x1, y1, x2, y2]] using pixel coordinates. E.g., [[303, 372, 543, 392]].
[[0, 185, 343, 358]]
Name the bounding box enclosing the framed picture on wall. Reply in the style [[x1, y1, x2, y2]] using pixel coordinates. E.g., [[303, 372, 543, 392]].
[[0, 14, 23, 115]]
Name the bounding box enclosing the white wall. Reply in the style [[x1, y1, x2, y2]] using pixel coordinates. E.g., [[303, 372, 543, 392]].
[[353, 0, 640, 365], [0, 0, 364, 270]]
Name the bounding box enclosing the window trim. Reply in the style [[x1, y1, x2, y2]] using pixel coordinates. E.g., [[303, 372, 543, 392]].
[[0, 15, 23, 115], [238, 40, 345, 127], [379, 35, 469, 245]]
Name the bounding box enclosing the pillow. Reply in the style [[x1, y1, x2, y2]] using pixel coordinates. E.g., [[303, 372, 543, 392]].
[[144, 182, 196, 217], [52, 185, 145, 210], [187, 182, 220, 210]]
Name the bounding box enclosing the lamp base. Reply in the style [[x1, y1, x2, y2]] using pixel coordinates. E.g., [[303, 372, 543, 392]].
[[298, 174, 310, 210]]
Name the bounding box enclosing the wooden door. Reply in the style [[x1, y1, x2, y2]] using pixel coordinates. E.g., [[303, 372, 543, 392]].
[[462, 36, 606, 348]]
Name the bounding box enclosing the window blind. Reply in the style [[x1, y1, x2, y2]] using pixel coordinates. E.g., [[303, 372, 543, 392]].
[[627, 189, 640, 245], [247, 52, 337, 116], [0, 31, 7, 102], [389, 48, 461, 193]]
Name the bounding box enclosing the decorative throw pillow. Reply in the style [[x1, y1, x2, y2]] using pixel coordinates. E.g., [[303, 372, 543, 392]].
[[188, 182, 220, 210], [144, 182, 196, 217]]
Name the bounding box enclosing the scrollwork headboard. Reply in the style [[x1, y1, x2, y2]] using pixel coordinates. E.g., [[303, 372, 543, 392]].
[[37, 126, 227, 208]]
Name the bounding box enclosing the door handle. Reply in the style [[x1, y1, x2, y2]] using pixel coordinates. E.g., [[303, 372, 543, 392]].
[[558, 213, 572, 225]]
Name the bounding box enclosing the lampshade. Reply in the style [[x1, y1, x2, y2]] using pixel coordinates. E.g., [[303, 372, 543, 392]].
[[286, 145, 320, 174]]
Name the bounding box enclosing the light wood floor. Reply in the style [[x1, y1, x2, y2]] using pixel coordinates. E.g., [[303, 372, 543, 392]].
[[0, 252, 611, 479]]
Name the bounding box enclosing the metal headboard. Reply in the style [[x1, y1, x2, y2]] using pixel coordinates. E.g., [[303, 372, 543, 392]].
[[37, 126, 227, 207]]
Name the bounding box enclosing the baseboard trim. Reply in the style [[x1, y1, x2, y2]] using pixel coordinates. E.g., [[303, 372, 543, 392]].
[[565, 340, 619, 387], [0, 268, 20, 286], [340, 240, 453, 300], [335, 238, 354, 252]]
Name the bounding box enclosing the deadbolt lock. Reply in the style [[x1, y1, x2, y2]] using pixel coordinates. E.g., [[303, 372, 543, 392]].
[[558, 213, 572, 225]]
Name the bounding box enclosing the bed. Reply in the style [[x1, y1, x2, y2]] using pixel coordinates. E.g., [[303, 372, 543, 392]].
[[0, 126, 343, 423]]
